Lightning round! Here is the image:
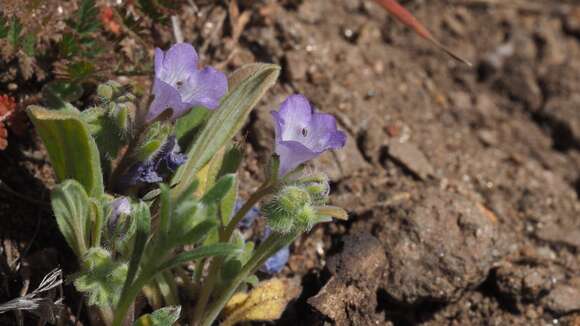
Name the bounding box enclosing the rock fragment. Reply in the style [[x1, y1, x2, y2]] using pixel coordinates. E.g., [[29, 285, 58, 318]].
[[542, 278, 580, 315], [386, 141, 434, 180], [494, 262, 562, 306]]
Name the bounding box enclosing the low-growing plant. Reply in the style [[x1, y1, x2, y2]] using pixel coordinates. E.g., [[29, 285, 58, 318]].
[[28, 42, 348, 326], [19, 1, 471, 324]]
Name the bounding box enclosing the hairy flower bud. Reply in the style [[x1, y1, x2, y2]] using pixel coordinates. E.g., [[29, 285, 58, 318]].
[[97, 80, 124, 102], [262, 186, 317, 234], [97, 83, 114, 100]]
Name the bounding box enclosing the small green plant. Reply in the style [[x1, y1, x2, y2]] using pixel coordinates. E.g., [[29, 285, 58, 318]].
[[28, 42, 348, 326]]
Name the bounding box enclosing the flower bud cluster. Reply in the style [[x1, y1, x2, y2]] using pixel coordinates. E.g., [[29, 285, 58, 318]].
[[262, 174, 330, 234]]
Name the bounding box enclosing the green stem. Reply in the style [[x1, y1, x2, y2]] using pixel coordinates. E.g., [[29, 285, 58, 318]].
[[222, 183, 274, 241], [190, 182, 275, 324], [190, 257, 220, 325], [193, 258, 205, 292], [91, 202, 104, 248], [113, 271, 152, 326], [198, 233, 297, 326]]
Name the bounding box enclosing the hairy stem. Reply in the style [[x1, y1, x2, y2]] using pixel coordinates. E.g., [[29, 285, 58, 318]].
[[222, 183, 274, 241], [113, 271, 151, 326]]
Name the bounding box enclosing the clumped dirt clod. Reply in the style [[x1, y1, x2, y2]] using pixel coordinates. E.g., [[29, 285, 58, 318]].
[[374, 188, 503, 305], [308, 233, 387, 326]]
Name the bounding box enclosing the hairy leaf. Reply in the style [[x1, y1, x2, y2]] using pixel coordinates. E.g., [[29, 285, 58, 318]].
[[125, 201, 151, 290], [175, 107, 208, 146], [51, 180, 91, 257], [28, 106, 104, 196], [74, 0, 101, 35], [201, 174, 235, 206], [157, 244, 240, 272]]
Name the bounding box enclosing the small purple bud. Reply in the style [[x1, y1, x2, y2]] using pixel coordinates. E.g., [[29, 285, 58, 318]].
[[108, 197, 131, 233], [147, 43, 228, 122], [121, 136, 186, 188], [272, 95, 347, 176]]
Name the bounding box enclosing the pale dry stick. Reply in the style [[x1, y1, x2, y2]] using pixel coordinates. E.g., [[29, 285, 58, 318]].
[[199, 9, 227, 56], [171, 15, 184, 43], [448, 0, 572, 14]]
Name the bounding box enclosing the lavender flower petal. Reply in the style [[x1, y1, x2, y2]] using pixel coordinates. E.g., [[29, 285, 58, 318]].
[[181, 66, 228, 110], [147, 78, 190, 122], [272, 94, 347, 176], [147, 43, 227, 122], [259, 227, 290, 274], [261, 245, 290, 274], [157, 43, 199, 80]]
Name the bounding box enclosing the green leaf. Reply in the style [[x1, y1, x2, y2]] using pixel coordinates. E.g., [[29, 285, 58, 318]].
[[21, 33, 36, 56], [68, 61, 96, 82], [125, 201, 150, 290], [201, 174, 235, 205], [218, 145, 244, 177], [51, 180, 91, 257], [220, 178, 238, 225], [158, 184, 171, 236], [74, 247, 128, 306], [176, 219, 217, 247], [7, 17, 22, 46], [175, 107, 209, 146], [81, 106, 125, 166], [157, 243, 240, 272], [59, 33, 80, 58], [171, 63, 280, 198], [221, 258, 242, 282], [134, 306, 181, 326], [42, 81, 85, 107], [74, 0, 100, 35], [88, 197, 105, 247], [155, 271, 180, 306], [28, 105, 104, 196]]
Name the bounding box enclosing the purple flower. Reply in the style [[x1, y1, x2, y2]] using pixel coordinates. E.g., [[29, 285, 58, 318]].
[[147, 43, 228, 122], [272, 95, 346, 176], [108, 197, 131, 233], [260, 227, 290, 274], [121, 136, 186, 188], [261, 245, 290, 274]]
